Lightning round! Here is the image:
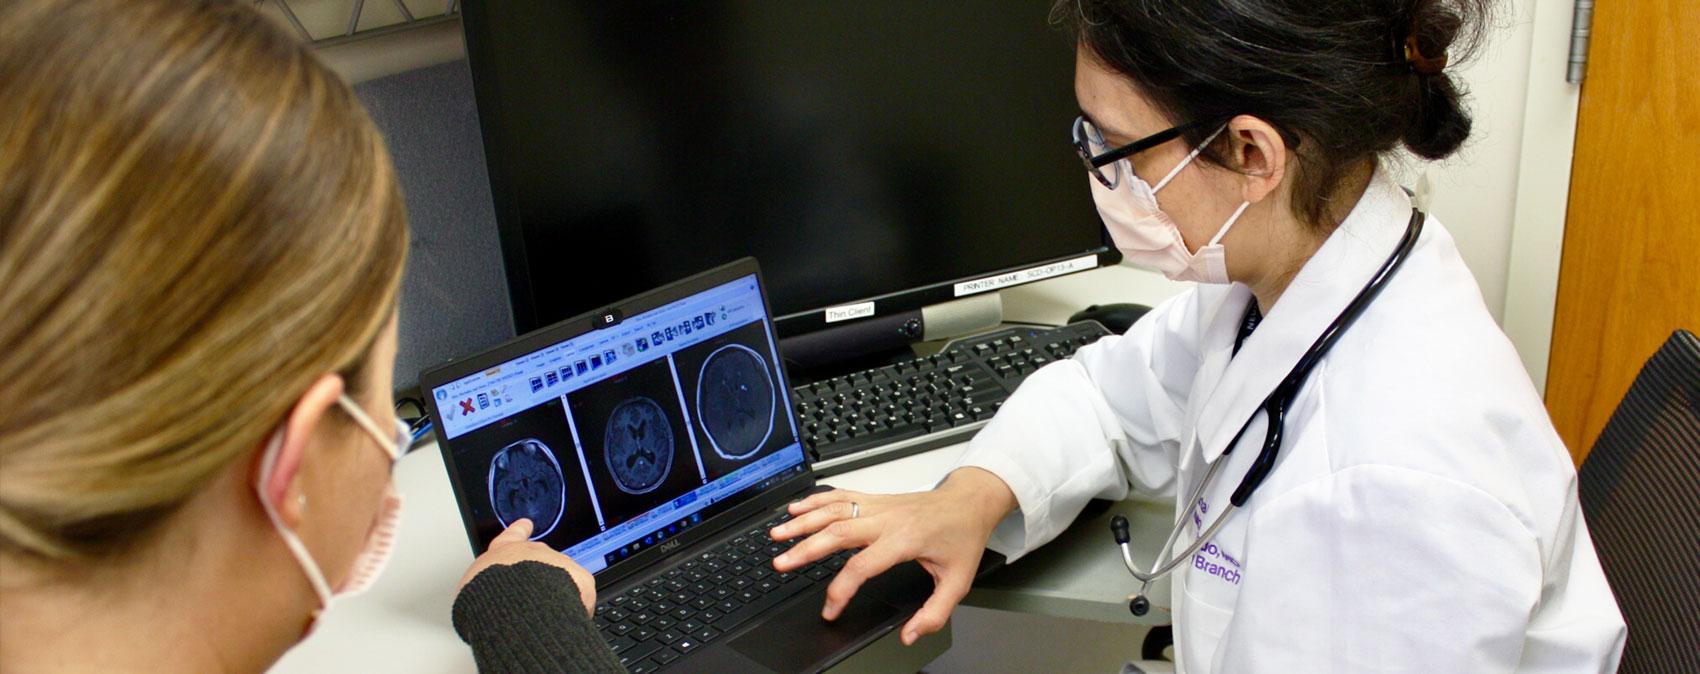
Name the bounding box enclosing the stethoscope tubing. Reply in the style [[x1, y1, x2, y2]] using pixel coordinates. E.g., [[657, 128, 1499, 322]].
[[1114, 208, 1427, 595]]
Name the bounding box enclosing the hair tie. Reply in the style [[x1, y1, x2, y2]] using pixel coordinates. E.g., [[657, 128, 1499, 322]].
[[1403, 35, 1448, 75]]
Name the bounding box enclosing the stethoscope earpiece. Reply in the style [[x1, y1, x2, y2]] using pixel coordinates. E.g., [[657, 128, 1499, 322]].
[[1129, 594, 1151, 617]]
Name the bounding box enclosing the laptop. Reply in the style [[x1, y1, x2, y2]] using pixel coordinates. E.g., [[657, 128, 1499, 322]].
[[420, 258, 934, 673]]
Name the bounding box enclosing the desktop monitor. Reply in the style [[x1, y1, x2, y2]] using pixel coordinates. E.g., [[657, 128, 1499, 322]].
[[461, 1, 1116, 337]]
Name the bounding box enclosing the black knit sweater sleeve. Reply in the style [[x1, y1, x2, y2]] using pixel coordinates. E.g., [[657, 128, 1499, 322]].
[[452, 561, 627, 674]]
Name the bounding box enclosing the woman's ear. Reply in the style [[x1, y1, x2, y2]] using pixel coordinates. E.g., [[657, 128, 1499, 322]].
[[254, 374, 345, 527], [1223, 114, 1288, 205]]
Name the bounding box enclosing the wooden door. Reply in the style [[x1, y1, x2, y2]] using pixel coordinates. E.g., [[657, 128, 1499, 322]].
[[1546, 0, 1700, 464]]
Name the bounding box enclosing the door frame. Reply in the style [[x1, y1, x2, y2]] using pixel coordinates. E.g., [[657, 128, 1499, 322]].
[[1501, 0, 1585, 395]]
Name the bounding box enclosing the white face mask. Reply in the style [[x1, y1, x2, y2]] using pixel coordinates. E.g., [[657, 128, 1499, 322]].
[[256, 395, 408, 624], [1089, 125, 1251, 284]]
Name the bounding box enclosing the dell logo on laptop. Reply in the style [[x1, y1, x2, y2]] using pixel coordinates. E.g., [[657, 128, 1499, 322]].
[[656, 539, 682, 554]]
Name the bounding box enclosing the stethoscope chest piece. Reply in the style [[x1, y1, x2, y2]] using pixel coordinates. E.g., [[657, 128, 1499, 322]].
[[1129, 594, 1151, 617]]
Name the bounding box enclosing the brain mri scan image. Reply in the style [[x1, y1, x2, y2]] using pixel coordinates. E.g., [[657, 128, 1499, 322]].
[[696, 344, 777, 460], [486, 439, 567, 539], [604, 397, 676, 494]]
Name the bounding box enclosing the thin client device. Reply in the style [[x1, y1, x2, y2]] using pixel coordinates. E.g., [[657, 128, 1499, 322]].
[[420, 259, 935, 673]]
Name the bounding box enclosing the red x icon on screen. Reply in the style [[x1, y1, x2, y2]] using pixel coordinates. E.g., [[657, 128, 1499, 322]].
[[459, 399, 475, 415]]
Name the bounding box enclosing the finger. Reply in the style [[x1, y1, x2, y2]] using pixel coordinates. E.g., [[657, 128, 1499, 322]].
[[901, 569, 972, 645], [787, 489, 861, 516], [773, 517, 876, 571], [821, 543, 906, 620], [771, 500, 856, 540], [489, 518, 534, 549]]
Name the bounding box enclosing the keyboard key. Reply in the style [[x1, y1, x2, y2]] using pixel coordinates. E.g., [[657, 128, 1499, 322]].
[[714, 575, 813, 633], [631, 626, 655, 642], [672, 637, 701, 654], [682, 619, 705, 633], [607, 636, 636, 654], [671, 607, 692, 621], [658, 630, 683, 644], [694, 627, 721, 643], [652, 650, 680, 665], [610, 623, 635, 637], [651, 616, 674, 630], [617, 642, 661, 667], [630, 662, 655, 674]]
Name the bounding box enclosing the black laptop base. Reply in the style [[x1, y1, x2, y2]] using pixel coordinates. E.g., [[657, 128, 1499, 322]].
[[593, 499, 931, 673]]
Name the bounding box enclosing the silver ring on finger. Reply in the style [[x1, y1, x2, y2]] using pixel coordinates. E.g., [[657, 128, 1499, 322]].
[[849, 501, 860, 519]]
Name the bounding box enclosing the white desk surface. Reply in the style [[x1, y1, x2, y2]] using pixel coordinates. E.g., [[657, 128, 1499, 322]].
[[271, 266, 1185, 673]]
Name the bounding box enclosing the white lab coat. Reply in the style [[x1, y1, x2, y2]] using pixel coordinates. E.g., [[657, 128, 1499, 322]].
[[956, 170, 1628, 673]]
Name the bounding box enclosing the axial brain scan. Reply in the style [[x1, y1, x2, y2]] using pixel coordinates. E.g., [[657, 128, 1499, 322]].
[[696, 344, 776, 460], [487, 439, 567, 538], [604, 397, 675, 494]]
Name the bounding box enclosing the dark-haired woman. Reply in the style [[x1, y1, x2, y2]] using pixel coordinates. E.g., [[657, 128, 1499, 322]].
[[768, 1, 1627, 670]]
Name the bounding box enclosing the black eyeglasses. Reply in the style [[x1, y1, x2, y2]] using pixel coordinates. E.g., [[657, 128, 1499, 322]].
[[1072, 115, 1205, 189]]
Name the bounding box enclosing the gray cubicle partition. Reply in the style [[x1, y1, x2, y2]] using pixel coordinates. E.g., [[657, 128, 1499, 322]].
[[354, 60, 515, 394]]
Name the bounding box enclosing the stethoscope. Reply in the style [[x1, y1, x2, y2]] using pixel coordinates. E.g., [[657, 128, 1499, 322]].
[[1111, 206, 1426, 617]]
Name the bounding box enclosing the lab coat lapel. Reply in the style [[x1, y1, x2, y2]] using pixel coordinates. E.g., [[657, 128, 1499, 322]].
[[1192, 170, 1414, 465], [1179, 284, 1252, 474]]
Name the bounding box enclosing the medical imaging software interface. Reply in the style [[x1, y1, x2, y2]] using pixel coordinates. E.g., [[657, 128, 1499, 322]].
[[434, 275, 806, 573]]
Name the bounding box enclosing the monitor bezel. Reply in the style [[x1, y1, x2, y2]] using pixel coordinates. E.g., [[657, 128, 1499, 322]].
[[419, 257, 816, 587], [457, 2, 1121, 337]]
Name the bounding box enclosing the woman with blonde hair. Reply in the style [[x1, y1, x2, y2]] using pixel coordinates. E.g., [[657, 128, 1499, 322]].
[[0, 0, 620, 670]]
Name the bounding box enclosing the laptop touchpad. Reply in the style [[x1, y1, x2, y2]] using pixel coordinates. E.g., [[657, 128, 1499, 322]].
[[730, 591, 900, 672]]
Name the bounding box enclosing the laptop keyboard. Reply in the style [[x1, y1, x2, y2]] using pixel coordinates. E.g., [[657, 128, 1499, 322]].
[[593, 511, 852, 673]]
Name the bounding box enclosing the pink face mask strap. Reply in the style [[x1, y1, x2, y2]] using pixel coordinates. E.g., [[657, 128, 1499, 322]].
[[1152, 125, 1229, 194]]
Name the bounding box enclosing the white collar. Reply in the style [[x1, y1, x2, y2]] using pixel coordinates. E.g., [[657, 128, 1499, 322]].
[[1190, 167, 1416, 464]]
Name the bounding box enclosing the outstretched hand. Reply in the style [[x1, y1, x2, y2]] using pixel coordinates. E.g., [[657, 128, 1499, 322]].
[[768, 467, 1017, 645]]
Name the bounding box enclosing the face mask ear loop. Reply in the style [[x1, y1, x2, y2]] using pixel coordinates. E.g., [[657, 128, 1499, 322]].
[[1152, 125, 1229, 194], [337, 396, 401, 461], [1209, 201, 1253, 246], [255, 430, 336, 609]]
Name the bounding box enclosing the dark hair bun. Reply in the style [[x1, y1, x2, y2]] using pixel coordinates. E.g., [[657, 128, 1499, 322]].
[[1404, 73, 1472, 159], [1400, 0, 1479, 159]]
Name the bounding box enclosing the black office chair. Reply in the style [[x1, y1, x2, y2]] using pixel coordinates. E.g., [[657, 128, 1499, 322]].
[[1577, 329, 1700, 674]]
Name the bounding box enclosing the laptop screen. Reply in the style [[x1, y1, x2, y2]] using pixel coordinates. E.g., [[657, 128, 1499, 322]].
[[429, 273, 806, 573]]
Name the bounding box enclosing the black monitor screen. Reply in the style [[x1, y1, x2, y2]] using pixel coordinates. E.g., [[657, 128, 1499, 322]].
[[463, 2, 1111, 333]]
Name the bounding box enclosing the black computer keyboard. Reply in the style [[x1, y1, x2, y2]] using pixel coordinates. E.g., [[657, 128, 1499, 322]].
[[593, 511, 851, 673], [792, 321, 1113, 475]]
